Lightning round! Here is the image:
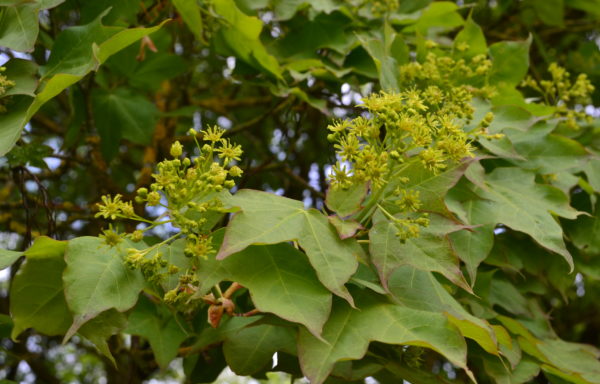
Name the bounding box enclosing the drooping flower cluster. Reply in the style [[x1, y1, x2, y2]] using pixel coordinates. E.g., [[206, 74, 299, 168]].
[[327, 48, 499, 241], [95, 126, 243, 307], [521, 63, 595, 130]]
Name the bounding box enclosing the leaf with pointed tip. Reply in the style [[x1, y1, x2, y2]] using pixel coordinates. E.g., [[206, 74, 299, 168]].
[[0, 17, 168, 156], [172, 0, 205, 43], [498, 316, 600, 383], [489, 37, 531, 87], [199, 242, 332, 337], [447, 188, 495, 284], [0, 249, 21, 270], [467, 167, 579, 270], [212, 0, 281, 79], [42, 10, 119, 78], [218, 190, 359, 304], [537, 340, 600, 384], [584, 157, 600, 192], [359, 23, 401, 92], [0, 4, 38, 52], [387, 266, 498, 355], [63, 237, 144, 340], [125, 296, 188, 369], [297, 291, 470, 384], [405, 2, 464, 33], [91, 87, 158, 160], [369, 213, 471, 292], [326, 182, 368, 218], [453, 16, 487, 58], [328, 216, 362, 239], [512, 134, 589, 174], [10, 237, 70, 340], [481, 355, 540, 384], [568, 198, 600, 256], [78, 309, 127, 366], [223, 323, 296, 376]]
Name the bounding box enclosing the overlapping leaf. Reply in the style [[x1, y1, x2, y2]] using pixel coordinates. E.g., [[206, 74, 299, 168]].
[[78, 309, 127, 366], [385, 159, 471, 215], [200, 239, 332, 337], [457, 167, 579, 269], [369, 213, 471, 292], [125, 295, 188, 369], [326, 182, 368, 218], [218, 190, 360, 304], [212, 0, 281, 79], [0, 13, 167, 156], [223, 323, 296, 375], [0, 249, 21, 270], [297, 290, 470, 384], [387, 266, 498, 355], [499, 316, 600, 384], [9, 237, 70, 339], [63, 237, 144, 340], [91, 87, 158, 159]]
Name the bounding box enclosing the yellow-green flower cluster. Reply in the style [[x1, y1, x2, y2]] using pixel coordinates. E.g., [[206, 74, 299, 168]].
[[521, 63, 595, 130], [328, 49, 497, 241], [95, 194, 135, 220], [368, 0, 399, 16], [125, 247, 171, 286], [163, 273, 200, 312], [96, 126, 243, 306]]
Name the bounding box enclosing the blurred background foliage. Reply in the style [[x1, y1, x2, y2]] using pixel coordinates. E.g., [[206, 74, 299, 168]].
[[0, 0, 599, 383]]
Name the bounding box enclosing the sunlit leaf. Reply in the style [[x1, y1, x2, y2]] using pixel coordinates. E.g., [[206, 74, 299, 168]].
[[218, 190, 359, 304]]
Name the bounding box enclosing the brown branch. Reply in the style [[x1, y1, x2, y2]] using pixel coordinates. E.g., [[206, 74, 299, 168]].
[[280, 166, 325, 199], [191, 96, 272, 115]]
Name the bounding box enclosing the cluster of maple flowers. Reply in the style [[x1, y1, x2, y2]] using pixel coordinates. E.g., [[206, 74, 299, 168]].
[[96, 126, 242, 308], [328, 48, 500, 241], [521, 63, 595, 130]]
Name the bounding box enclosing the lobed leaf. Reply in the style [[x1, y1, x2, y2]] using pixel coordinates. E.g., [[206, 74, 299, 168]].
[[199, 240, 332, 337], [125, 295, 188, 369], [63, 237, 144, 340], [218, 190, 359, 304], [297, 290, 470, 384]]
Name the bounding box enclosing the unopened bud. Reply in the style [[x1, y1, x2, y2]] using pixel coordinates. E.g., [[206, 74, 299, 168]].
[[170, 141, 183, 157]]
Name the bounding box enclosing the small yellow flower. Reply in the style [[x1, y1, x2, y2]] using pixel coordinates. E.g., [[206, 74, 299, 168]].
[[99, 226, 122, 246], [95, 194, 124, 220], [203, 125, 225, 142], [419, 148, 446, 173], [147, 191, 161, 206], [228, 165, 243, 177], [216, 139, 243, 164]]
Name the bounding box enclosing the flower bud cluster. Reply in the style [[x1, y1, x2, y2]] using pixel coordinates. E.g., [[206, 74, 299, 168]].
[[96, 126, 243, 306], [328, 48, 498, 241], [368, 0, 399, 16], [163, 273, 200, 312], [521, 63, 595, 130]]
